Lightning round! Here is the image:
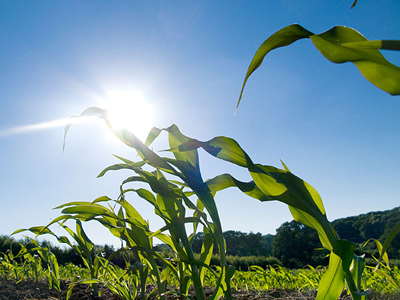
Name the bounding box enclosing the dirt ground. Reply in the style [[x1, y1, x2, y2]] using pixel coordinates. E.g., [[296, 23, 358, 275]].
[[0, 278, 388, 300]]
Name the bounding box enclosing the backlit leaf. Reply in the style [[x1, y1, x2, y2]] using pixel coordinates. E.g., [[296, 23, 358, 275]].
[[316, 240, 354, 300], [238, 24, 400, 107]]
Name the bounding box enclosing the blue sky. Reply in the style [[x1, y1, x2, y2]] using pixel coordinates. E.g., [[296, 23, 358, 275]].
[[1, 1, 400, 248]]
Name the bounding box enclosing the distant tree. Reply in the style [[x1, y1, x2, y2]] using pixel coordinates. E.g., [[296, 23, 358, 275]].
[[224, 230, 246, 256], [243, 232, 263, 256], [333, 217, 363, 243], [190, 230, 273, 257], [191, 232, 204, 254], [272, 221, 327, 268], [260, 234, 274, 255], [333, 207, 400, 259]]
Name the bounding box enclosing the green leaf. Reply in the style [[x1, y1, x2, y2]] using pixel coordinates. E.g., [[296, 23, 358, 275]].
[[27, 226, 53, 235], [351, 254, 366, 293], [206, 173, 270, 202], [169, 134, 338, 249], [75, 220, 94, 253], [171, 136, 248, 168], [144, 126, 162, 147], [165, 124, 199, 169], [199, 228, 214, 284], [11, 228, 29, 235], [310, 26, 400, 95], [118, 198, 147, 226], [91, 196, 113, 204], [238, 24, 400, 107], [238, 24, 313, 107], [61, 205, 110, 215], [379, 221, 400, 265], [54, 201, 93, 209], [316, 240, 354, 300], [289, 207, 334, 251], [341, 40, 400, 51], [97, 162, 145, 178]]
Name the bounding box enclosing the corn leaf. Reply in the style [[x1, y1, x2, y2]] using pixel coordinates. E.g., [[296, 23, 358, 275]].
[[145, 126, 162, 147], [379, 221, 400, 265], [238, 24, 400, 107], [171, 136, 248, 168], [238, 24, 313, 107], [61, 205, 110, 215], [199, 228, 214, 285], [310, 26, 400, 95], [166, 124, 199, 169], [316, 240, 354, 300], [351, 254, 366, 294], [169, 135, 337, 248], [206, 173, 270, 202], [97, 162, 145, 178]]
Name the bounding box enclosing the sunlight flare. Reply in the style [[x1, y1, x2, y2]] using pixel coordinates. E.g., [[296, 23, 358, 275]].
[[101, 90, 155, 141], [0, 117, 92, 137]]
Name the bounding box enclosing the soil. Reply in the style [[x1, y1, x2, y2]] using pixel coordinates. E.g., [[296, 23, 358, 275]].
[[0, 278, 390, 300]]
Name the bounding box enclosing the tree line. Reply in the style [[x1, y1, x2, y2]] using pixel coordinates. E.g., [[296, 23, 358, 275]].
[[191, 206, 400, 268]]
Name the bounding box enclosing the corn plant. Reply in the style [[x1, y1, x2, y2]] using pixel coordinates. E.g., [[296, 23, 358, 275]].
[[67, 255, 139, 300], [13, 220, 103, 296], [61, 105, 379, 299], [234, 24, 400, 300], [59, 262, 89, 281], [0, 249, 21, 281], [9, 241, 44, 283], [0, 238, 60, 291], [61, 121, 235, 300], [23, 239, 61, 291], [232, 265, 322, 292], [162, 129, 372, 299], [25, 110, 384, 299], [56, 197, 206, 299]]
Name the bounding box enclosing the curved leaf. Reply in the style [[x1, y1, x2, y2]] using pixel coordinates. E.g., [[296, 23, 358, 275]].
[[97, 162, 145, 178], [238, 24, 400, 107], [238, 24, 313, 107], [310, 26, 400, 95], [167, 134, 337, 248], [61, 205, 110, 215], [379, 221, 400, 266]]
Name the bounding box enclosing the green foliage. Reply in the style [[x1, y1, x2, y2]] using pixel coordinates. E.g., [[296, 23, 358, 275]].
[[333, 207, 400, 259], [0, 238, 60, 291], [3, 256, 400, 298], [66, 110, 365, 299], [61, 104, 400, 299], [235, 23, 400, 300], [65, 113, 244, 300], [232, 265, 323, 292], [209, 255, 282, 271], [191, 231, 273, 257], [272, 221, 328, 269]]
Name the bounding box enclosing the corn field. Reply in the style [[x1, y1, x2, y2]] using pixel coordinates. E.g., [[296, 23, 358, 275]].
[[2, 22, 400, 300], [1, 248, 400, 299]]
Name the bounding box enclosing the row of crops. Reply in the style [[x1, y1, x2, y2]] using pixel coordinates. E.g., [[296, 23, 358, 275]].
[[1, 240, 400, 299]]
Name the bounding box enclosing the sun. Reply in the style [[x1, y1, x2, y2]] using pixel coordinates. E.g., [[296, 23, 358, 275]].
[[101, 90, 155, 141]]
